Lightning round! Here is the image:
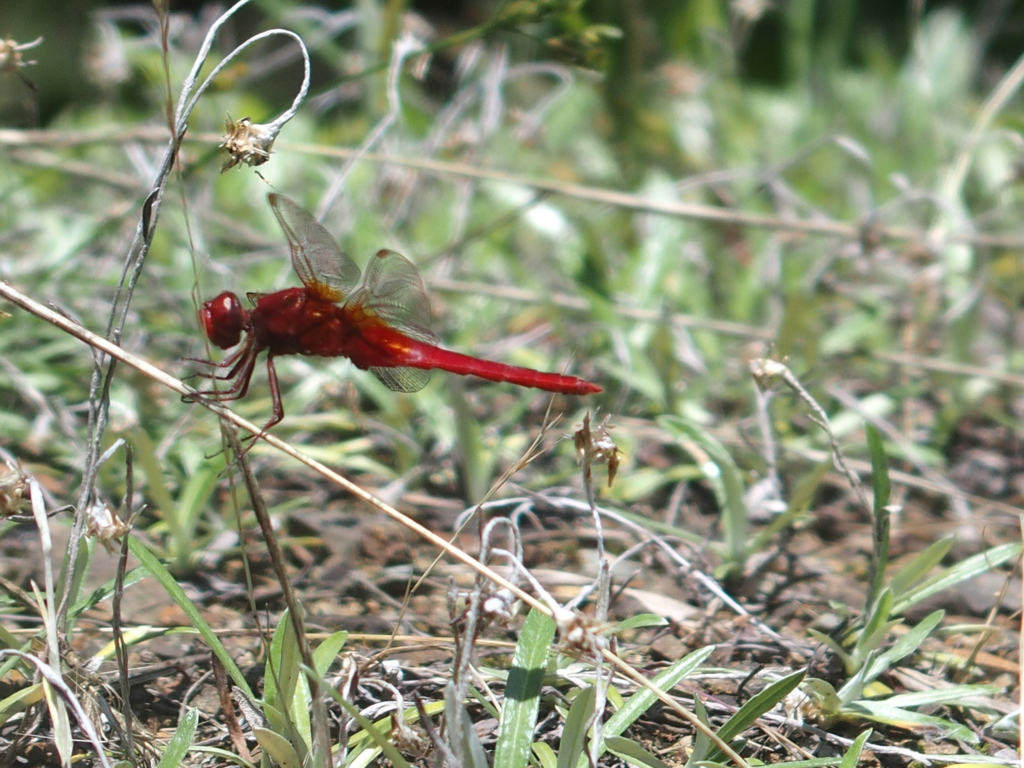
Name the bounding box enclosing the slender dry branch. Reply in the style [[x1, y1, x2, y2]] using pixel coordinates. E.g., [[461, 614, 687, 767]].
[[3, 127, 1023, 248], [0, 276, 752, 768]]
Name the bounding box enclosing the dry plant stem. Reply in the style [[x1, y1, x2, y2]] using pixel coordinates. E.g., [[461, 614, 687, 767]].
[[511, 494, 788, 644], [751, 379, 783, 503], [27, 475, 73, 768], [222, 425, 332, 768], [826, 383, 973, 526], [398, 405, 557, 647], [316, 32, 422, 219], [0, 278, 752, 767], [0, 651, 114, 768], [935, 46, 1024, 232], [876, 349, 1024, 390], [751, 359, 872, 518], [5, 126, 1024, 249], [111, 442, 136, 764], [2, 276, 542, 600], [280, 142, 1024, 249], [789, 444, 1023, 518], [62, 0, 311, 634]]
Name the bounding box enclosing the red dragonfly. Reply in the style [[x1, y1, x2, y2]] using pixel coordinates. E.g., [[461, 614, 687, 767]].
[[191, 194, 601, 429]]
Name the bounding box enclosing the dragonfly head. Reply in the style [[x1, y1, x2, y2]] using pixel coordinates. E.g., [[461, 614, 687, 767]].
[[201, 291, 248, 349]]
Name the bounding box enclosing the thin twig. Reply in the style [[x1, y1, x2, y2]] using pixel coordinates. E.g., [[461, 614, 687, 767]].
[[0, 275, 752, 767], [0, 651, 115, 768], [4, 126, 1024, 248], [751, 358, 873, 518]]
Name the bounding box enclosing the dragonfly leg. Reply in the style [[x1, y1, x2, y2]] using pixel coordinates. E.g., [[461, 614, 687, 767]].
[[262, 354, 284, 432], [184, 344, 249, 381], [239, 355, 284, 440], [183, 346, 257, 404]]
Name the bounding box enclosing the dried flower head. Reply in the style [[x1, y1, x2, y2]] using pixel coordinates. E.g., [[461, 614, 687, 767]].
[[574, 411, 621, 487], [0, 461, 29, 517], [220, 115, 276, 172], [85, 502, 129, 552], [0, 36, 42, 75], [555, 607, 612, 659], [480, 587, 520, 628], [390, 709, 430, 757]]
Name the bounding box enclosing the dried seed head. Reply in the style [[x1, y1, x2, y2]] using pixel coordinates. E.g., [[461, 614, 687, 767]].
[[574, 411, 621, 487], [390, 710, 430, 757], [0, 461, 29, 517], [220, 115, 276, 172], [0, 36, 42, 74], [85, 502, 129, 551], [480, 587, 520, 627], [555, 608, 611, 659]]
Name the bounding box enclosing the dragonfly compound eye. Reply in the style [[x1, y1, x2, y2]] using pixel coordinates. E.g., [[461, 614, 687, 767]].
[[202, 292, 246, 349]]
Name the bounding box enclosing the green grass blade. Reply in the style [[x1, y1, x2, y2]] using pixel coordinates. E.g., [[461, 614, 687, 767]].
[[312, 631, 349, 677], [892, 542, 1021, 615], [605, 735, 673, 768], [558, 686, 595, 768], [602, 645, 715, 744], [684, 693, 711, 767], [494, 608, 556, 768], [705, 669, 805, 762], [127, 536, 253, 699], [888, 536, 954, 600], [844, 702, 978, 744], [660, 415, 747, 578], [841, 610, 944, 701], [865, 424, 891, 610], [839, 729, 872, 768], [865, 424, 890, 510], [156, 707, 199, 768]]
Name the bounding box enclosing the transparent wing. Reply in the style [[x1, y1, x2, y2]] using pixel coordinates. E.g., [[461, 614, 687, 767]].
[[369, 366, 432, 393], [346, 249, 440, 345], [268, 193, 361, 302]]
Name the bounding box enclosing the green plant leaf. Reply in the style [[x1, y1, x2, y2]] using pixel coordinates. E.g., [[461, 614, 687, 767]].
[[865, 423, 889, 510], [605, 735, 673, 768], [532, 741, 558, 768], [312, 631, 349, 677], [448, 682, 491, 768], [127, 536, 253, 699], [864, 423, 891, 608], [839, 609, 944, 703], [853, 589, 896, 669], [614, 614, 669, 632], [862, 609, 944, 682], [880, 684, 997, 709], [254, 727, 303, 768], [801, 678, 844, 720], [265, 609, 311, 758], [683, 693, 712, 767], [156, 707, 199, 768], [892, 543, 1021, 615], [705, 669, 805, 762], [68, 566, 149, 624], [839, 729, 872, 768], [0, 683, 44, 727], [494, 608, 556, 768], [602, 644, 716, 747], [266, 611, 300, 708], [659, 415, 747, 578], [843, 702, 978, 744], [558, 685, 595, 768], [888, 536, 954, 601]]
